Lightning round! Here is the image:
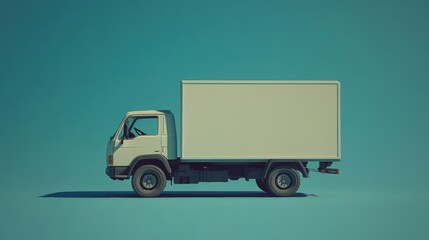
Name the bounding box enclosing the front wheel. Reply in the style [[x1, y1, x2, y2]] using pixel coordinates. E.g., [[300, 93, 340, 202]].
[[266, 167, 300, 197], [132, 165, 166, 197]]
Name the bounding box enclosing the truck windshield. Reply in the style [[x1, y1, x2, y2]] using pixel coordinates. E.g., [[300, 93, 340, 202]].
[[111, 127, 120, 140], [111, 116, 128, 140], [117, 117, 135, 140]]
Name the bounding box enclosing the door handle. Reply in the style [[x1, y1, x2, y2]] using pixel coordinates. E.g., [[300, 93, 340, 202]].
[[154, 150, 160, 153]]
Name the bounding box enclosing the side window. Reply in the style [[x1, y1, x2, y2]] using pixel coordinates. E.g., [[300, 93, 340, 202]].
[[129, 116, 159, 137]]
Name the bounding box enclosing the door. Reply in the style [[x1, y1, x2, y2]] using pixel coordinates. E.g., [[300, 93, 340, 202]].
[[113, 115, 162, 166]]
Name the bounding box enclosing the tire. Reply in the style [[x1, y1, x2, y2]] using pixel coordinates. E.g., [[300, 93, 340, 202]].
[[256, 179, 270, 193], [132, 165, 166, 197], [266, 167, 300, 197]]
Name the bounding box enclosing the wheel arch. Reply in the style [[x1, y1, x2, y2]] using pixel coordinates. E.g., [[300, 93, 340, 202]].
[[128, 154, 172, 179], [262, 160, 309, 179]]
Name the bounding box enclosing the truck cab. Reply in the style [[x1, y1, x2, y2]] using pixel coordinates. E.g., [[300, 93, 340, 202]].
[[106, 110, 177, 181]]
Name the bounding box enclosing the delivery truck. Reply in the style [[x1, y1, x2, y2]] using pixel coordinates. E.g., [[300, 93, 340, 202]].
[[106, 80, 341, 197]]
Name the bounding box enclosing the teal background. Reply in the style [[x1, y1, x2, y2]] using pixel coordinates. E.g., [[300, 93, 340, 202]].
[[1, 0, 428, 239]]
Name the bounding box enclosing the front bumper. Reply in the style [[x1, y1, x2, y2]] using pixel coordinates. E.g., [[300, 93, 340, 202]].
[[105, 166, 129, 180]]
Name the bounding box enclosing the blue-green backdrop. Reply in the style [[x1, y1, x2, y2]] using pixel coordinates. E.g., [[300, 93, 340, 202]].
[[1, 0, 428, 239]]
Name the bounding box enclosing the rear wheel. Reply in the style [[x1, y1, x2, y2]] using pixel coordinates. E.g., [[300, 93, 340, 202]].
[[256, 179, 270, 193], [266, 167, 300, 197], [132, 165, 166, 197]]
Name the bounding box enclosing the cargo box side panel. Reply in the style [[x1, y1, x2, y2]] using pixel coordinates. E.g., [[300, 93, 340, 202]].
[[182, 81, 340, 160]]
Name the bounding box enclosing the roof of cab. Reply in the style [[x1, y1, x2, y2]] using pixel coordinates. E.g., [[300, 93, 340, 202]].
[[126, 110, 172, 116]]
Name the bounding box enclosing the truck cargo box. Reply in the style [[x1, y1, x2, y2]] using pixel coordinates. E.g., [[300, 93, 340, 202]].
[[181, 80, 340, 161]]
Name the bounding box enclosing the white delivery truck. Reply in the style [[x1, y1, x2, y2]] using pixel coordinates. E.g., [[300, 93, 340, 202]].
[[106, 80, 341, 197]]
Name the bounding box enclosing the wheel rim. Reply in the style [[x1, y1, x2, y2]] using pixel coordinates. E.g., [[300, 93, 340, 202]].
[[275, 173, 292, 189], [141, 173, 158, 190]]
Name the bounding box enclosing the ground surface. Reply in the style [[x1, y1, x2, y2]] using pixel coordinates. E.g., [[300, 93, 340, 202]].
[[2, 178, 427, 240]]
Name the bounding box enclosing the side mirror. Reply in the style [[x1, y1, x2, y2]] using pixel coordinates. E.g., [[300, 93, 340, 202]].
[[121, 123, 128, 144], [124, 123, 129, 138]]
